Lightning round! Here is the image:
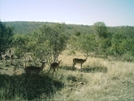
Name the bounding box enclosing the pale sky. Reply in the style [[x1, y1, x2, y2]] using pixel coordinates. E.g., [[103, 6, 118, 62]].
[[0, 0, 134, 26]]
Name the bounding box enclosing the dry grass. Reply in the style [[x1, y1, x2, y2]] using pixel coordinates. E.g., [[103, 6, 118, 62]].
[[0, 51, 134, 101], [52, 51, 134, 101]]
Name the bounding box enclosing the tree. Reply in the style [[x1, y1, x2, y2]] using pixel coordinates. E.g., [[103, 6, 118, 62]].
[[0, 21, 14, 52], [12, 23, 68, 63], [79, 33, 96, 54], [92, 22, 112, 56], [12, 33, 32, 57], [110, 34, 126, 56], [93, 22, 108, 38], [38, 24, 68, 62]]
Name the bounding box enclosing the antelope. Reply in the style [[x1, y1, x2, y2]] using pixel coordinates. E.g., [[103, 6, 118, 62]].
[[73, 55, 88, 69], [48, 60, 62, 73], [24, 61, 47, 75]]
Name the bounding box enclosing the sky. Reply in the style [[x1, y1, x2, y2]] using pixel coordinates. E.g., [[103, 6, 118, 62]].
[[0, 0, 134, 26]]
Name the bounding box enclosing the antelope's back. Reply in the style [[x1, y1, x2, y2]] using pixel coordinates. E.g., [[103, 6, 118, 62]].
[[73, 58, 85, 62], [25, 66, 41, 73]]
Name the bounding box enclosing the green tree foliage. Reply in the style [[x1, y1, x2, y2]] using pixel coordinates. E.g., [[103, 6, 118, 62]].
[[93, 22, 108, 38], [12, 24, 68, 62], [110, 34, 126, 56], [4, 21, 134, 61], [69, 31, 96, 55], [92, 22, 112, 56], [78, 34, 96, 54], [125, 38, 134, 56], [12, 34, 32, 58], [0, 21, 14, 52], [38, 24, 68, 61]]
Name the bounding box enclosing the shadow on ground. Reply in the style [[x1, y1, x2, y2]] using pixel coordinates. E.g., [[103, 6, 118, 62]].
[[61, 66, 107, 73], [61, 66, 77, 71], [0, 73, 63, 100], [82, 66, 107, 73]]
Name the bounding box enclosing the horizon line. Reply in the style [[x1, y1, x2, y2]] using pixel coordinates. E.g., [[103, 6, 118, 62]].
[[1, 20, 133, 27]]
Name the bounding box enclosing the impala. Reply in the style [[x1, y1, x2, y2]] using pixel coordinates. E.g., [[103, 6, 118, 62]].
[[48, 60, 62, 73], [24, 61, 47, 75], [73, 55, 88, 69]]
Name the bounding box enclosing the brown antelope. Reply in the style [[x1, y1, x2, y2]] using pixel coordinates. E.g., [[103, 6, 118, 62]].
[[24, 61, 47, 75], [73, 55, 88, 69], [48, 60, 62, 73]]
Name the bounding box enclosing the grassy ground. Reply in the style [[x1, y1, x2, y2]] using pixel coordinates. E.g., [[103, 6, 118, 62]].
[[0, 51, 134, 101]]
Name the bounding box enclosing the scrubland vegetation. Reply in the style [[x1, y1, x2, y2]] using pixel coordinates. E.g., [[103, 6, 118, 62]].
[[0, 21, 134, 100]]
